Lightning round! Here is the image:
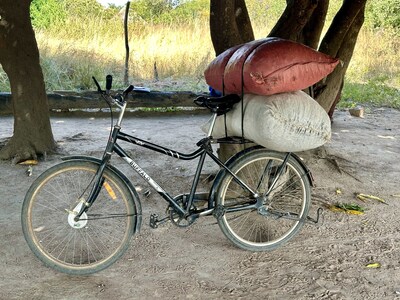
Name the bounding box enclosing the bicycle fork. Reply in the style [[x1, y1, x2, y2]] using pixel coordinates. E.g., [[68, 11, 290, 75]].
[[72, 156, 110, 222], [72, 125, 122, 221]]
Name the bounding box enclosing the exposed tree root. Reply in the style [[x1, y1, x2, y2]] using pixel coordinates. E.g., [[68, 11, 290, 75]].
[[0, 136, 54, 163]]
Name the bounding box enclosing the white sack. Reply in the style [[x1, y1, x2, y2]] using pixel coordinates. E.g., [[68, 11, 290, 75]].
[[202, 90, 331, 152]]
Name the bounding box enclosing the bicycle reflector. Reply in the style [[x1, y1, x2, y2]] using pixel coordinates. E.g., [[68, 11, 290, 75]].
[[103, 181, 117, 200]]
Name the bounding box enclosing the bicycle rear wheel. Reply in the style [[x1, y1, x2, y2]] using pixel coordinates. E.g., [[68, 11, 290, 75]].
[[215, 147, 311, 251], [22, 160, 137, 275]]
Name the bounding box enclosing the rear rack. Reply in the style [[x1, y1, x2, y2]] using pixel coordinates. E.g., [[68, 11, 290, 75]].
[[214, 136, 253, 144]]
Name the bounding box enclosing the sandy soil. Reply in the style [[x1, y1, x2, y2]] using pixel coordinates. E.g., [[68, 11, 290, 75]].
[[0, 107, 400, 300]]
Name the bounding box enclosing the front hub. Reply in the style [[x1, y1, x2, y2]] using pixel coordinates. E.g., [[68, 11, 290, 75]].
[[68, 212, 88, 229], [67, 201, 88, 229]]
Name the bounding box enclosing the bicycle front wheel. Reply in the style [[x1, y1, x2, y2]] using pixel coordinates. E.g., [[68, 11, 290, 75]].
[[22, 160, 138, 275], [215, 148, 311, 251]]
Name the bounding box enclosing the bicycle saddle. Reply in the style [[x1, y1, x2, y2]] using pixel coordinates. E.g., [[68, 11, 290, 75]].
[[194, 94, 241, 115]]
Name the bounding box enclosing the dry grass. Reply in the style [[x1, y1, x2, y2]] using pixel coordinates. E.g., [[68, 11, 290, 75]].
[[35, 18, 214, 92], [347, 28, 400, 87], [1, 13, 399, 108]]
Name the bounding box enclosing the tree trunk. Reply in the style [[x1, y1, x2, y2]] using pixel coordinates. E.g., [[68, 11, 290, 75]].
[[268, 0, 319, 43], [210, 0, 254, 55], [298, 0, 329, 49], [268, 0, 330, 50], [0, 0, 55, 161], [315, 0, 366, 115]]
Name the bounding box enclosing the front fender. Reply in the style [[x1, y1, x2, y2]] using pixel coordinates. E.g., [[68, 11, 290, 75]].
[[62, 155, 142, 233]]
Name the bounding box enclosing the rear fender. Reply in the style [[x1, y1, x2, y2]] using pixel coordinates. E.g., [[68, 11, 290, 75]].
[[290, 153, 314, 187]]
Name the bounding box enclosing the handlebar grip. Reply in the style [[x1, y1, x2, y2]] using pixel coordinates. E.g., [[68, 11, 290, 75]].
[[123, 85, 134, 95], [106, 75, 113, 91]]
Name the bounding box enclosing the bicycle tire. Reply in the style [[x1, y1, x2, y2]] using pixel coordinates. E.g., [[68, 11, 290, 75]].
[[215, 147, 311, 251], [21, 160, 138, 275]]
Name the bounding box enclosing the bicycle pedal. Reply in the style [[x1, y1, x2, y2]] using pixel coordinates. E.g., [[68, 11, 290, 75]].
[[149, 214, 159, 229], [150, 213, 170, 229], [143, 189, 151, 198]]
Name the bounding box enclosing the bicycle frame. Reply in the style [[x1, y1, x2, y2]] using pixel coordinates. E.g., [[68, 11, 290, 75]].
[[116, 130, 208, 216], [113, 127, 259, 217], [74, 94, 290, 223]]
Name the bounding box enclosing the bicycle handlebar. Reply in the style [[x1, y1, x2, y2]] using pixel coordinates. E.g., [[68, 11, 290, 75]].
[[94, 74, 151, 92], [92, 75, 150, 109]]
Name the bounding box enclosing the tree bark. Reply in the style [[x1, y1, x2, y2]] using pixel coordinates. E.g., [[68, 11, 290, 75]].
[[268, 0, 319, 42], [318, 0, 367, 56], [0, 0, 55, 161], [315, 0, 366, 114], [210, 0, 254, 55], [298, 0, 329, 49]]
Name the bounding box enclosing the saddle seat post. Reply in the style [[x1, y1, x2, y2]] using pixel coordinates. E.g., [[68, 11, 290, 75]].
[[207, 113, 219, 137]]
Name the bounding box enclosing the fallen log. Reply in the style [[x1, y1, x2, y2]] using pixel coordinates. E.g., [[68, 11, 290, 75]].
[[0, 90, 204, 115]]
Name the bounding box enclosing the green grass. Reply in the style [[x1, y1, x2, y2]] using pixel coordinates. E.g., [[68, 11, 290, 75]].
[[340, 80, 400, 109]]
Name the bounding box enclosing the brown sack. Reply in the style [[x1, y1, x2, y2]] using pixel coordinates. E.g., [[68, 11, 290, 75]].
[[204, 38, 339, 96], [203, 44, 241, 92], [222, 39, 271, 93]]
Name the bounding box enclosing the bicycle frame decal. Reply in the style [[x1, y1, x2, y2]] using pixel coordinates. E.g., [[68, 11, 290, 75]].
[[121, 156, 164, 193]]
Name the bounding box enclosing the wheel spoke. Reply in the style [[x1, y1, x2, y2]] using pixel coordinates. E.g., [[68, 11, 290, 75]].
[[217, 149, 311, 251], [22, 161, 136, 275]]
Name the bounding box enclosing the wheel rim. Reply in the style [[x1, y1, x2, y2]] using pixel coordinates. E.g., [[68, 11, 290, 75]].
[[26, 165, 133, 271]]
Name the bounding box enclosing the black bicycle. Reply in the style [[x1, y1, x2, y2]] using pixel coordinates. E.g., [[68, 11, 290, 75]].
[[21, 75, 314, 275]]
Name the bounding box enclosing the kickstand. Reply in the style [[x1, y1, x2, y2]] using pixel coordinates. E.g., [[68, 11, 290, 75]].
[[306, 207, 323, 225]]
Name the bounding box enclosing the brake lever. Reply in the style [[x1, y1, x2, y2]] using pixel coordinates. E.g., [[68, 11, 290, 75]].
[[92, 76, 103, 93], [92, 76, 117, 107]]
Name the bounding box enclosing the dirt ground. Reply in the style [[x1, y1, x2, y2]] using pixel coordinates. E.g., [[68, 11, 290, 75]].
[[0, 107, 400, 300]]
